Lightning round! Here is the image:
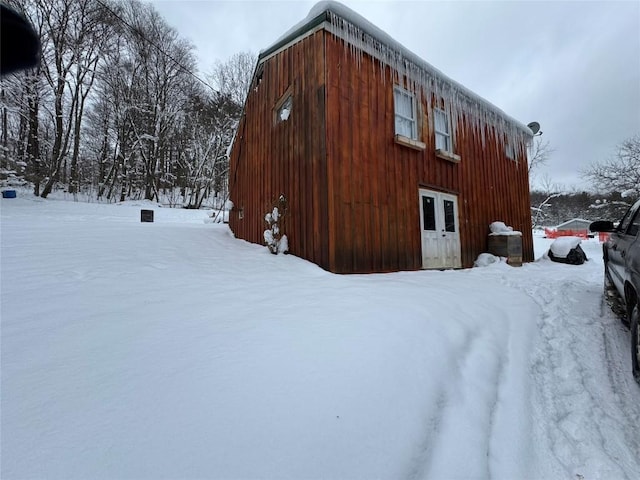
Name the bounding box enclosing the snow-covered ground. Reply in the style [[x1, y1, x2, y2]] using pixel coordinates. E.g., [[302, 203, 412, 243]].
[[2, 195, 639, 479]]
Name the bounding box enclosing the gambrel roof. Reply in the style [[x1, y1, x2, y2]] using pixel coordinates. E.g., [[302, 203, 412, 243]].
[[260, 1, 534, 147]]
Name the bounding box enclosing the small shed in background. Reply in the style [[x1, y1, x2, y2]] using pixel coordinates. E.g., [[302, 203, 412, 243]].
[[544, 218, 593, 239], [556, 218, 592, 232]]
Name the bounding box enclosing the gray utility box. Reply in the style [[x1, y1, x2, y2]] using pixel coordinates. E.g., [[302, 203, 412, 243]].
[[488, 234, 522, 266]]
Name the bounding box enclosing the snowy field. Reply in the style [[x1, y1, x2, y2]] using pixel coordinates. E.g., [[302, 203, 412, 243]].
[[2, 195, 639, 479]]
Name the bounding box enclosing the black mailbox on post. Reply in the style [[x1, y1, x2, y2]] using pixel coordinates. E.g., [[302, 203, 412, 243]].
[[141, 209, 154, 222]]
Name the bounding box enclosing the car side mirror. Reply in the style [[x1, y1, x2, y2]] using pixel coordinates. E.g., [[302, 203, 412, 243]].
[[589, 220, 615, 232]]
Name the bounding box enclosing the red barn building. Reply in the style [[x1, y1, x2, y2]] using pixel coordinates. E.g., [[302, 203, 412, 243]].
[[228, 1, 534, 273]]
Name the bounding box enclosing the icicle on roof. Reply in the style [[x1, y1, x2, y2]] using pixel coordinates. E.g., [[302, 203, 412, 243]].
[[260, 1, 533, 149]]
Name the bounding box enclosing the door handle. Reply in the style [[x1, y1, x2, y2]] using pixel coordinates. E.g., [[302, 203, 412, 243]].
[[621, 250, 626, 258]]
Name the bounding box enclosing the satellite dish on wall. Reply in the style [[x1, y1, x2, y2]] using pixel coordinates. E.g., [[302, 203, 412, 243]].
[[527, 121, 541, 135]]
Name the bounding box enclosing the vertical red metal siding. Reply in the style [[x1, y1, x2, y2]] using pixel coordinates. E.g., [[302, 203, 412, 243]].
[[323, 34, 532, 272], [230, 30, 533, 274], [229, 32, 330, 270]]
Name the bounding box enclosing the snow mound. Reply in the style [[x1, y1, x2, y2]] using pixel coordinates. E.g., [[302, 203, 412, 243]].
[[489, 221, 522, 236], [474, 253, 500, 267]]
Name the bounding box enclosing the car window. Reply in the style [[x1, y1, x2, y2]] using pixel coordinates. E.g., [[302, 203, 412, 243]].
[[626, 208, 640, 237], [618, 206, 637, 233]]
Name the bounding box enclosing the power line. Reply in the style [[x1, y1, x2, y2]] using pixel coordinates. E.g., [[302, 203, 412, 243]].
[[94, 0, 219, 95]]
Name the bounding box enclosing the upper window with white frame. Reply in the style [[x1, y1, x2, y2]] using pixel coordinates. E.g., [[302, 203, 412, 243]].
[[434, 108, 452, 152], [505, 140, 515, 160], [394, 86, 417, 140], [277, 95, 292, 122], [274, 85, 293, 125]]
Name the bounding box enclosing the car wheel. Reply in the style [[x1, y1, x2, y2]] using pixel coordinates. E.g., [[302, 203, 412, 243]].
[[604, 265, 627, 325], [632, 305, 640, 386]]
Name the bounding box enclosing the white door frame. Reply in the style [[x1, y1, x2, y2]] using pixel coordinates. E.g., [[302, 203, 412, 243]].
[[419, 188, 462, 269]]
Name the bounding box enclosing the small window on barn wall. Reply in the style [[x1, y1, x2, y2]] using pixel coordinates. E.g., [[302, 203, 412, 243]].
[[505, 143, 515, 160], [434, 107, 460, 163], [274, 86, 293, 124], [393, 86, 425, 150], [254, 63, 264, 91], [434, 108, 452, 152], [504, 136, 516, 160], [394, 86, 417, 139], [277, 96, 292, 122]]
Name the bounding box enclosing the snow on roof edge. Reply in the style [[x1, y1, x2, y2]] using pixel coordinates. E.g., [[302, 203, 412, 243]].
[[555, 218, 593, 229], [260, 1, 534, 137]]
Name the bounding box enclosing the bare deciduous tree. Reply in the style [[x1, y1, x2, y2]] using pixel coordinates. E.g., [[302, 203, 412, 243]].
[[15, 0, 113, 198], [530, 173, 564, 228], [528, 136, 553, 177], [209, 51, 257, 107], [1, 0, 253, 207], [536, 172, 564, 196], [581, 134, 640, 199], [177, 90, 241, 209]]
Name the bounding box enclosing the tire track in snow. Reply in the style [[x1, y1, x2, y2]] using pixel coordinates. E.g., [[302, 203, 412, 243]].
[[484, 335, 509, 480], [404, 322, 481, 480], [404, 389, 448, 480], [404, 319, 488, 480], [475, 325, 510, 480], [532, 280, 625, 477], [406, 309, 513, 480], [600, 304, 640, 464], [502, 267, 640, 479]]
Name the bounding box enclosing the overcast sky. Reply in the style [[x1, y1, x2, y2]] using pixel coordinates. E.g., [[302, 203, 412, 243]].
[[150, 0, 640, 191]]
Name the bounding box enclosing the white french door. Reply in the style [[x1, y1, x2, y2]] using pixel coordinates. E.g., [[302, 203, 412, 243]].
[[419, 188, 461, 269]]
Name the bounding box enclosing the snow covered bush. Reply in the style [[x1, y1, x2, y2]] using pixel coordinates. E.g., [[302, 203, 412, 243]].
[[264, 194, 288, 254]]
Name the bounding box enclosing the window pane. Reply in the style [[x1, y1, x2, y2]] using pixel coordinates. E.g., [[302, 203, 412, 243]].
[[396, 117, 413, 138], [394, 87, 417, 139], [277, 95, 292, 122], [626, 210, 640, 237], [422, 196, 436, 231], [434, 109, 449, 134], [505, 142, 515, 159], [434, 108, 452, 152], [436, 132, 450, 151], [618, 207, 636, 232], [443, 200, 455, 232], [395, 92, 413, 118]]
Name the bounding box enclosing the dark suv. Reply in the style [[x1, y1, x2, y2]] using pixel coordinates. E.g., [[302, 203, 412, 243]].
[[591, 198, 640, 385]]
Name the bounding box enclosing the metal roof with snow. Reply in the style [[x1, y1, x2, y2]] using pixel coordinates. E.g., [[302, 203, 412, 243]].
[[555, 218, 593, 229]]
